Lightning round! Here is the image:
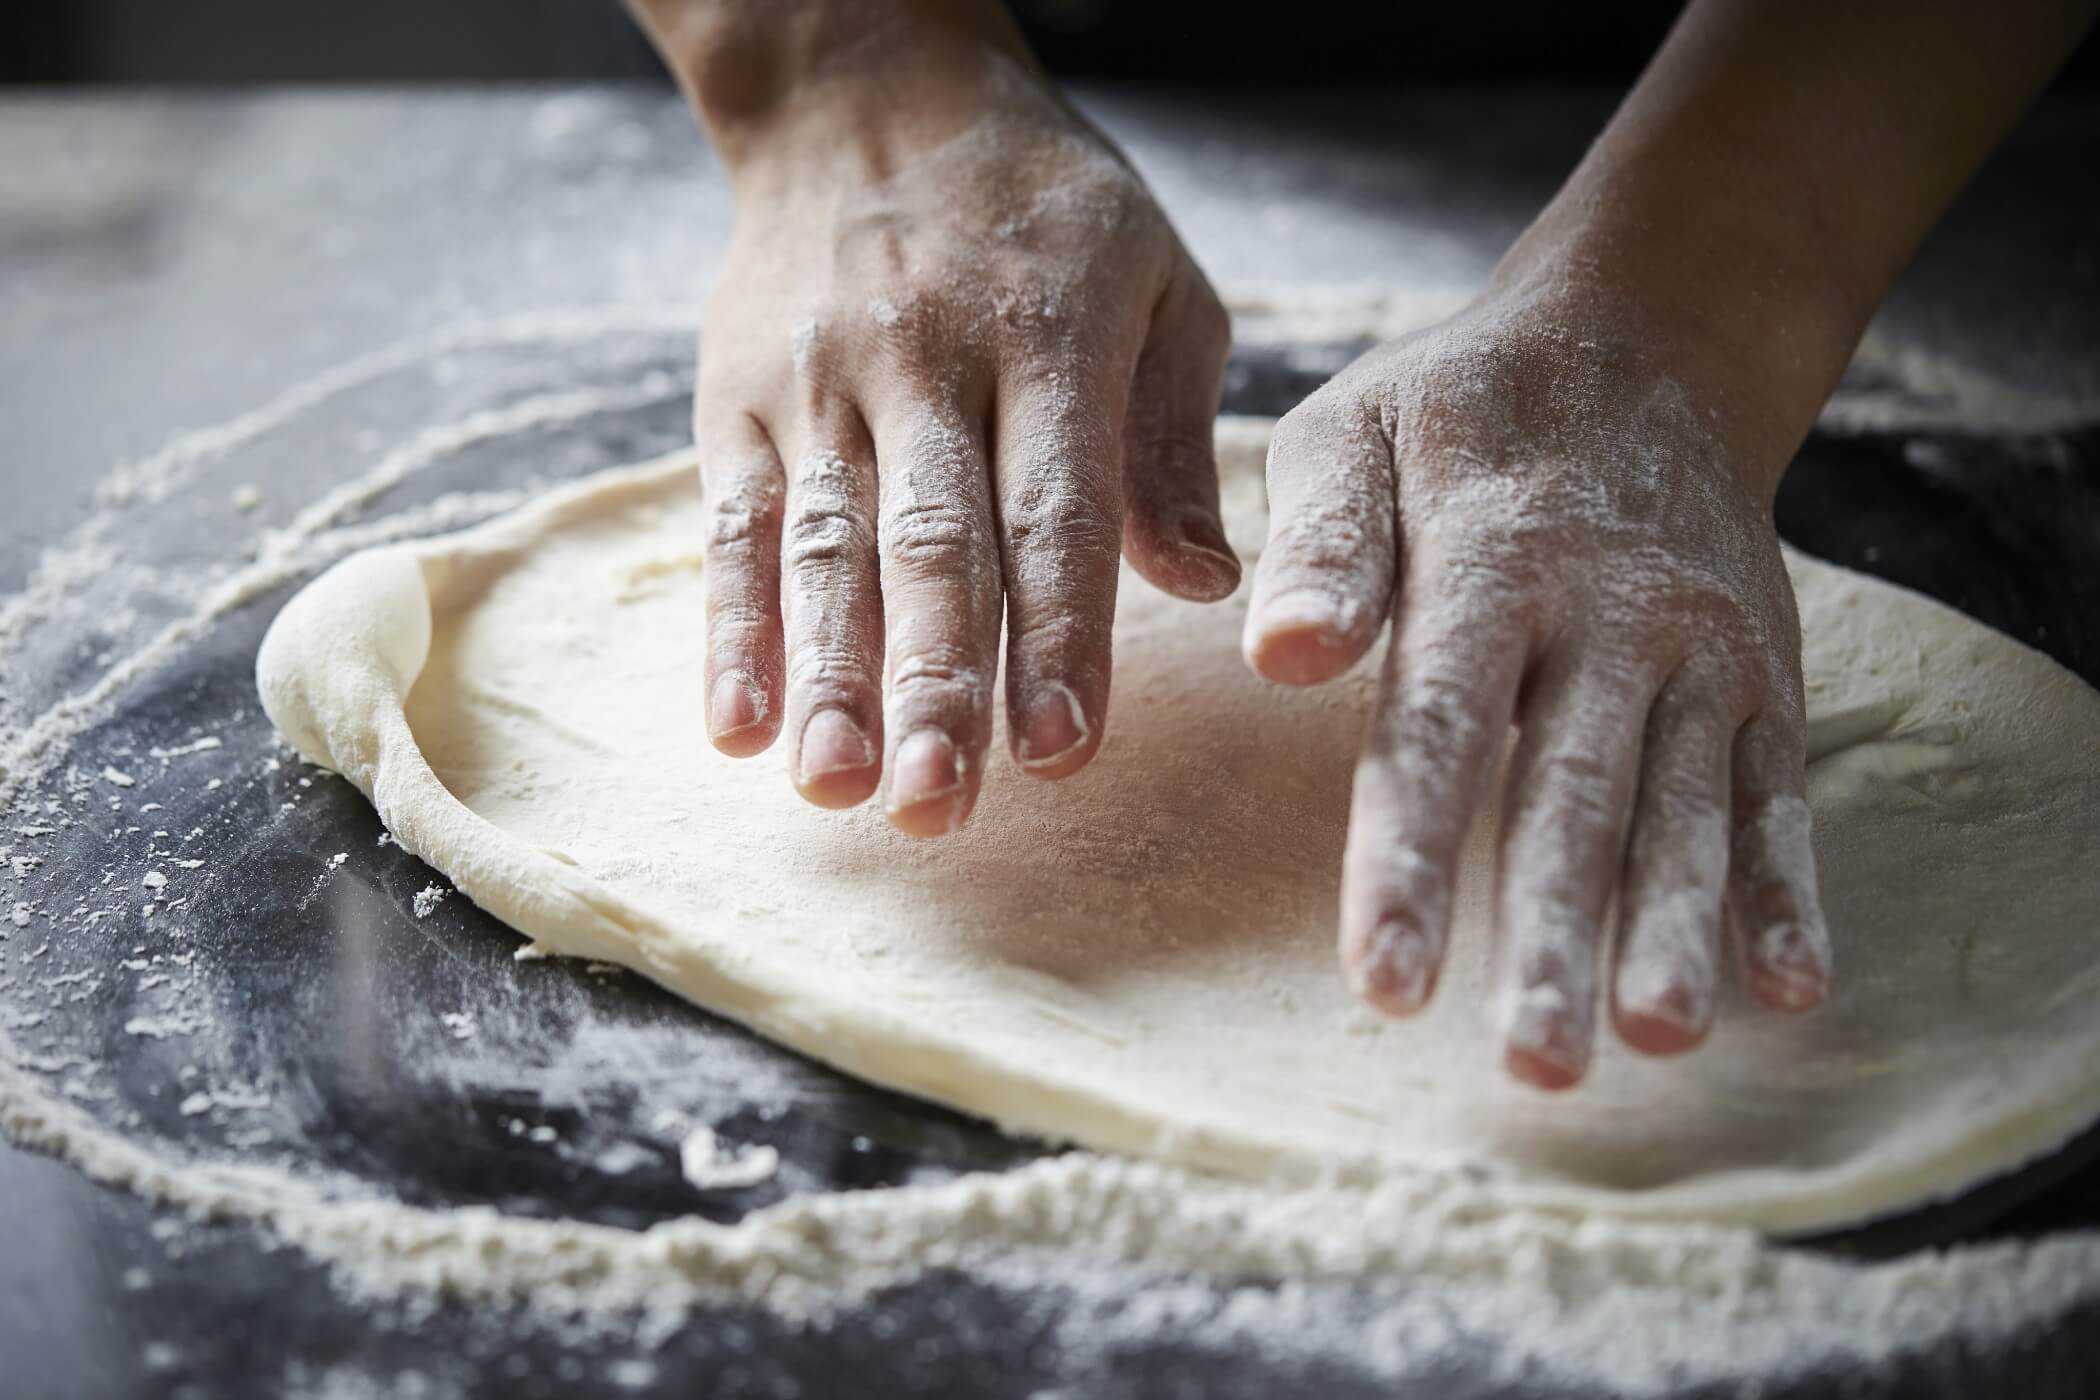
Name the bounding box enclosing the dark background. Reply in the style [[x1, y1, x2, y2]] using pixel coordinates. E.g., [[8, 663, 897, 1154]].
[[4, 0, 2098, 87]]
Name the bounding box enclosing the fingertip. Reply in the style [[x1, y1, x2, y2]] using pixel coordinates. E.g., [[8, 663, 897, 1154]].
[[1611, 940, 1717, 1055], [795, 707, 880, 809], [1612, 1001, 1711, 1057], [1167, 510, 1243, 599], [1747, 933, 1830, 1013], [711, 724, 780, 761], [798, 766, 881, 810], [887, 800, 972, 839], [1504, 1043, 1586, 1092], [885, 729, 976, 838], [1243, 591, 1374, 686], [1343, 915, 1441, 1016], [1500, 979, 1593, 1090], [1743, 908, 1832, 1012], [1013, 680, 1098, 780], [708, 671, 779, 758], [1122, 506, 1241, 603]]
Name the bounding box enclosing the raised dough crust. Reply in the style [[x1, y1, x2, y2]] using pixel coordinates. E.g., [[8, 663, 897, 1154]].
[[257, 416, 2100, 1233]]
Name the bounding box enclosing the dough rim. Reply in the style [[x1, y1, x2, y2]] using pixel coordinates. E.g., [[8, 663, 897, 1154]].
[[256, 434, 2100, 1236]]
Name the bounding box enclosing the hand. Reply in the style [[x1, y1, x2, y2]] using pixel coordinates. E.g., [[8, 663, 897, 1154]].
[[1244, 284, 1833, 1089], [685, 36, 1237, 837]]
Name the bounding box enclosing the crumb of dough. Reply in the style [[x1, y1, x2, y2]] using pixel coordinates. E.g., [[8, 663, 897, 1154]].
[[679, 1125, 780, 1191]]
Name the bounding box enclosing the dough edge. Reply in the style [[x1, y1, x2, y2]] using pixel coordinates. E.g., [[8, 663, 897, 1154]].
[[255, 422, 2100, 1235]]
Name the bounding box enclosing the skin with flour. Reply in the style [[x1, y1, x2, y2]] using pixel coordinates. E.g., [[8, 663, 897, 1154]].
[[628, 0, 2100, 1087]]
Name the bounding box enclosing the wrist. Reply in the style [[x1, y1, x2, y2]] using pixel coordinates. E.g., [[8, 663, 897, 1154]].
[[1484, 171, 1870, 496], [633, 0, 1044, 178]]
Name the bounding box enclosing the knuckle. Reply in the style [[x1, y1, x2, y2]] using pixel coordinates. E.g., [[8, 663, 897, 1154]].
[[1007, 604, 1108, 662], [871, 307, 953, 372], [785, 642, 875, 701], [1526, 747, 1624, 833], [1396, 673, 1490, 773], [883, 497, 981, 573], [784, 500, 862, 572], [1269, 392, 1356, 465], [706, 587, 775, 638], [784, 452, 869, 574], [1003, 483, 1120, 561], [704, 471, 782, 556], [1506, 893, 1598, 964], [1649, 680, 1743, 757], [1642, 770, 1727, 835], [1128, 422, 1214, 471], [1268, 502, 1388, 578], [1537, 746, 1617, 795], [888, 646, 989, 709]]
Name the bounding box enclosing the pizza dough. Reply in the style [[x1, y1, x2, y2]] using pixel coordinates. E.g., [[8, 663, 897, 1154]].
[[256, 416, 2100, 1234]]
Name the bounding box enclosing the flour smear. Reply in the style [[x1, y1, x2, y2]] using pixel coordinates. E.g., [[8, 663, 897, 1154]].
[[3, 291, 2098, 1392]]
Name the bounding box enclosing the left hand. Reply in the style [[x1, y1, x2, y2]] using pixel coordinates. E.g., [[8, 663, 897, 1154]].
[[1243, 283, 1833, 1088]]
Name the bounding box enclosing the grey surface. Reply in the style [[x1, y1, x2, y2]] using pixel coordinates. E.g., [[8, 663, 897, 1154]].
[[8, 83, 2100, 592], [3, 85, 2100, 1399]]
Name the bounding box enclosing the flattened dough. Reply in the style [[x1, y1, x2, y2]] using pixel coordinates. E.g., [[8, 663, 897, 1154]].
[[258, 417, 2100, 1233]]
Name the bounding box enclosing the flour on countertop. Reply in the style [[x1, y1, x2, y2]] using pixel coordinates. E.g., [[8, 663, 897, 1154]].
[[0, 293, 2097, 1392], [678, 1125, 781, 1192]]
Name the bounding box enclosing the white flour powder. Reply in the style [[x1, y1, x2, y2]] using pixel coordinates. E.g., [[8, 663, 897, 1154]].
[[3, 293, 2099, 1390]]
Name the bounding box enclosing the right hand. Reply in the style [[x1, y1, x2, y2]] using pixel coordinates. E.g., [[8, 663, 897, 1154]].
[[675, 18, 1238, 837]]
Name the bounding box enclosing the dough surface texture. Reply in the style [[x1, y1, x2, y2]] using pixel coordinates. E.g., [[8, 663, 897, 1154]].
[[257, 417, 2100, 1233]]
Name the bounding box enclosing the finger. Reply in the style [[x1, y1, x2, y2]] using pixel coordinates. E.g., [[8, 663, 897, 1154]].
[[1243, 387, 1397, 685], [1120, 272, 1239, 603], [1339, 562, 1529, 1017], [993, 365, 1131, 780], [1729, 707, 1832, 1011], [776, 404, 885, 809], [1610, 669, 1739, 1055], [1494, 651, 1660, 1090], [869, 403, 1002, 837], [696, 407, 787, 758]]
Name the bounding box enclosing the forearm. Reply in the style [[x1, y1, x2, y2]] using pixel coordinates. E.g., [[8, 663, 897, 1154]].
[[1492, 0, 2098, 472], [628, 0, 1038, 174]]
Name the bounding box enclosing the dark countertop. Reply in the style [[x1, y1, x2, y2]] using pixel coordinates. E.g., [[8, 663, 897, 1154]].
[[3, 85, 2100, 1400]]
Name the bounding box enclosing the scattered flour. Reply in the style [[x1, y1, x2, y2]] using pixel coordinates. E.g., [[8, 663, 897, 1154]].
[[6, 1042, 2100, 1393], [412, 884, 449, 919], [121, 1009, 212, 1041], [149, 736, 224, 760], [678, 1125, 781, 1192], [0, 295, 2095, 1391]]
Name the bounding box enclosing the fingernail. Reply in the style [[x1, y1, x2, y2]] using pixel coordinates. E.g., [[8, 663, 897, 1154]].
[[1018, 682, 1090, 769], [1502, 980, 1590, 1089], [1753, 921, 1830, 1010], [1251, 587, 1352, 633], [1620, 969, 1707, 1035], [710, 671, 766, 736], [1178, 512, 1239, 565], [890, 729, 963, 812], [1352, 917, 1436, 1012], [798, 708, 873, 783], [1245, 590, 1363, 683]]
